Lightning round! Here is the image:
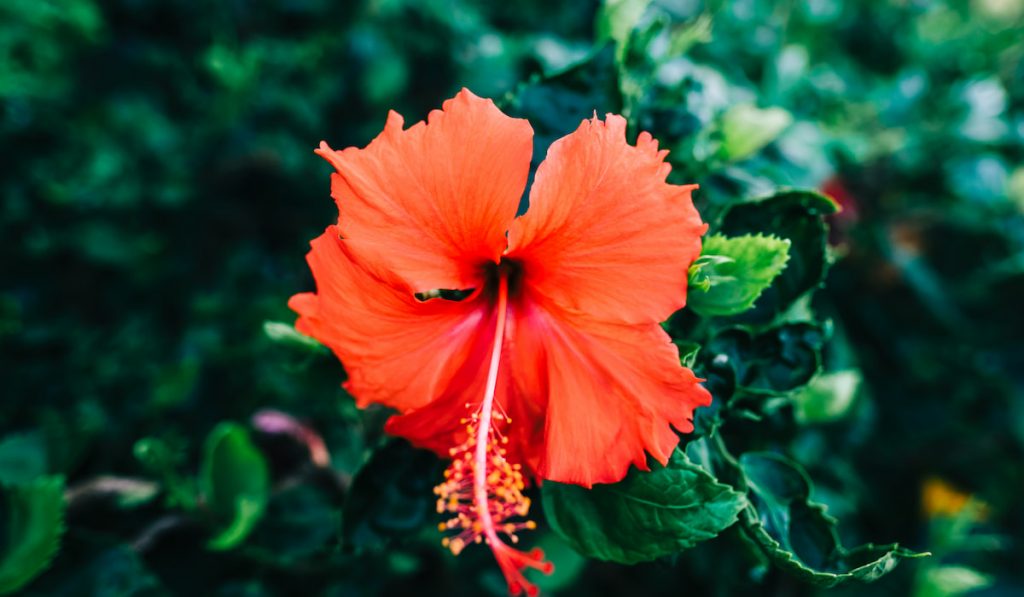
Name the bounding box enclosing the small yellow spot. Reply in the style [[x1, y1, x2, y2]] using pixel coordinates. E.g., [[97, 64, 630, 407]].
[[921, 476, 988, 520]]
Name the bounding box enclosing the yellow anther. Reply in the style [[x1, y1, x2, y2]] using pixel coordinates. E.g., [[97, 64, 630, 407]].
[[449, 538, 464, 555]]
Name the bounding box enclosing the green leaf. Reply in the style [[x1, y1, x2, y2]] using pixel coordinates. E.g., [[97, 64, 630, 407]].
[[915, 565, 993, 597], [720, 190, 839, 322], [718, 104, 793, 162], [738, 452, 926, 587], [541, 449, 747, 564], [207, 497, 265, 551], [688, 234, 791, 317], [0, 433, 47, 484], [200, 423, 270, 550], [341, 440, 445, 552], [794, 370, 862, 423], [702, 323, 826, 399], [0, 476, 66, 594], [674, 340, 701, 368], [263, 320, 326, 353]]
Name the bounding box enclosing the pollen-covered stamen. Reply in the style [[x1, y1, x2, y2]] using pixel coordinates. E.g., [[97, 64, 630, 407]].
[[433, 272, 553, 596]]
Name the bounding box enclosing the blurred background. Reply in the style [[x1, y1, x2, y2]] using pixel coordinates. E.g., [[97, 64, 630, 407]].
[[1, 0, 1022, 595]]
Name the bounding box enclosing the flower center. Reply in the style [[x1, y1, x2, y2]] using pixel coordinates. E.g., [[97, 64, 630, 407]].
[[484, 258, 524, 301], [433, 269, 553, 596]]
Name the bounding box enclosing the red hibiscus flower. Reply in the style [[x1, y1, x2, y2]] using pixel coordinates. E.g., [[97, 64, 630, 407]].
[[290, 89, 711, 595]]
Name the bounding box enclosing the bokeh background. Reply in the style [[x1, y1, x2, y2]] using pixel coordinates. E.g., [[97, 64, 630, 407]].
[[2, 0, 1023, 595]]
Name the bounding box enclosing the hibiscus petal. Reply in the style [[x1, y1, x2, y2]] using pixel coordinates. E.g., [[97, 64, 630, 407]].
[[316, 89, 533, 295], [507, 114, 706, 325], [507, 296, 711, 487], [383, 351, 507, 456], [380, 301, 504, 454], [289, 226, 491, 414]]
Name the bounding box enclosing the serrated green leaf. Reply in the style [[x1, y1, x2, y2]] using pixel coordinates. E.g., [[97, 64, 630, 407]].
[[718, 104, 793, 162], [689, 234, 791, 317], [200, 423, 269, 550], [720, 190, 839, 322], [738, 452, 927, 587], [341, 440, 444, 552], [0, 476, 66, 594], [541, 449, 747, 564]]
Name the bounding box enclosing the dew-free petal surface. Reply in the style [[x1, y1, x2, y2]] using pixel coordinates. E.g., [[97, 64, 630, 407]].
[[506, 294, 712, 487], [289, 226, 491, 413], [508, 114, 706, 325], [317, 89, 533, 294]]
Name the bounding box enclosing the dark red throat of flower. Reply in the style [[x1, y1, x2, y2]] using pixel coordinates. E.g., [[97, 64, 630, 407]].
[[433, 271, 554, 596]]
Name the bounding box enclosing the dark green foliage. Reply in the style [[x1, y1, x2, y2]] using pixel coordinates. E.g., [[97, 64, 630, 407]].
[[341, 440, 445, 552], [703, 323, 827, 398], [2, 0, 1023, 594], [734, 452, 925, 587]]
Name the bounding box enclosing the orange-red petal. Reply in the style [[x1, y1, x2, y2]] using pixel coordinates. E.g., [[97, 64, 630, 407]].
[[289, 226, 491, 414], [316, 89, 533, 295], [507, 294, 711, 487], [383, 311, 507, 455], [507, 114, 706, 325]]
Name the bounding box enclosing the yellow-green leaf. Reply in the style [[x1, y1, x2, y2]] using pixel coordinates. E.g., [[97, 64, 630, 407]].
[[689, 234, 791, 317]]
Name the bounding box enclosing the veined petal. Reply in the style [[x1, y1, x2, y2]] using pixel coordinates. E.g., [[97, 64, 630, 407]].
[[289, 226, 490, 413], [383, 311, 507, 455], [316, 89, 533, 294], [507, 295, 711, 487], [507, 114, 706, 325]]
